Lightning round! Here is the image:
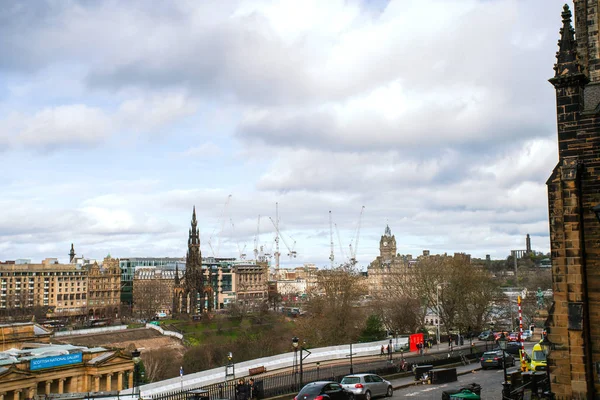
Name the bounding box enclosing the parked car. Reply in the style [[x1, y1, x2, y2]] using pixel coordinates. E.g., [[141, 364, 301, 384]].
[[340, 374, 393, 400], [521, 330, 532, 341], [478, 331, 493, 341], [480, 350, 516, 369], [294, 381, 354, 400]]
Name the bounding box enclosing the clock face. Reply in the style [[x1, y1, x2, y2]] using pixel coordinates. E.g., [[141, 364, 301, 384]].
[[383, 241, 388, 247]]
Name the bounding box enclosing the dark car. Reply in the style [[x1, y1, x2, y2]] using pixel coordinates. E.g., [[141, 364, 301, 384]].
[[294, 381, 354, 400], [505, 342, 522, 356], [478, 331, 493, 341], [480, 350, 516, 369]]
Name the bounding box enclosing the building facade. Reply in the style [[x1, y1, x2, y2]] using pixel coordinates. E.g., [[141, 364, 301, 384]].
[[133, 268, 182, 318], [0, 260, 88, 318], [119, 257, 183, 306], [86, 256, 121, 319], [0, 342, 134, 399], [546, 3, 600, 398]]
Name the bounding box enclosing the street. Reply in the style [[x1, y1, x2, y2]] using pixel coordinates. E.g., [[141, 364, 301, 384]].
[[388, 342, 536, 399], [392, 365, 519, 399]]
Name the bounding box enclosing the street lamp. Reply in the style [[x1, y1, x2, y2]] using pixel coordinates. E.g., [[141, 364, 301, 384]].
[[292, 337, 311, 389], [498, 333, 510, 399], [131, 349, 141, 396], [225, 351, 235, 382], [388, 338, 393, 361], [540, 333, 555, 399]]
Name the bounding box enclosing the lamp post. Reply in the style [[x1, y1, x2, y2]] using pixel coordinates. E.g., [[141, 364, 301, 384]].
[[498, 333, 510, 399], [388, 338, 393, 361], [436, 285, 440, 350], [292, 337, 311, 389], [292, 337, 299, 389], [540, 333, 555, 400], [131, 349, 141, 396], [225, 351, 235, 383], [346, 343, 356, 374]]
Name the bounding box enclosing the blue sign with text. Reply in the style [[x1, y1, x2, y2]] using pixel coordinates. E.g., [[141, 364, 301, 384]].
[[30, 352, 83, 370]]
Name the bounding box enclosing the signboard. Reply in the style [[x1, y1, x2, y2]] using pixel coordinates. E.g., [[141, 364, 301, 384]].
[[30, 352, 83, 371]]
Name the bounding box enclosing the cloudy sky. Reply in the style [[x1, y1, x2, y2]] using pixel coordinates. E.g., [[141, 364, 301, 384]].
[[1, 0, 566, 268]]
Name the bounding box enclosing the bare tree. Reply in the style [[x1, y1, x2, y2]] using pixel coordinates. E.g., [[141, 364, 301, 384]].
[[298, 265, 364, 346], [134, 279, 164, 320]]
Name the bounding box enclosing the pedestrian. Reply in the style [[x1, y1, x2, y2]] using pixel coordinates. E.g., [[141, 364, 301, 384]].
[[387, 344, 391, 356], [380, 345, 385, 356], [419, 342, 424, 356], [248, 378, 258, 400], [448, 335, 452, 347], [236, 379, 249, 400]]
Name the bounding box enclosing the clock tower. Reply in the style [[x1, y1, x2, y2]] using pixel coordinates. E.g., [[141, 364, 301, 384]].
[[379, 225, 396, 261]]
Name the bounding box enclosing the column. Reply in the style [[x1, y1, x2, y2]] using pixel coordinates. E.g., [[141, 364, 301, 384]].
[[128, 370, 133, 389], [106, 374, 112, 392], [13, 390, 21, 400], [117, 372, 123, 391], [94, 375, 100, 392], [58, 378, 66, 394], [0, 392, 6, 400], [28, 387, 36, 399], [45, 380, 53, 395]]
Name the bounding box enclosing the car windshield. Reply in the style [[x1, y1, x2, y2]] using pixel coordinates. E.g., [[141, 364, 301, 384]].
[[483, 352, 498, 359], [299, 386, 323, 395], [532, 350, 547, 362], [340, 377, 360, 384]]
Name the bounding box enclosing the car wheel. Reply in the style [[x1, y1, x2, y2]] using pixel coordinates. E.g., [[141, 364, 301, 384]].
[[365, 391, 371, 400], [386, 386, 393, 397]]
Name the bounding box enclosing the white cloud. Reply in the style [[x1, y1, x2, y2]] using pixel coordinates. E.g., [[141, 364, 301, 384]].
[[0, 0, 567, 265], [0, 105, 111, 150]]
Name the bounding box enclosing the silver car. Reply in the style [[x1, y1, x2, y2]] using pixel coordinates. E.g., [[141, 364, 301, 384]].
[[340, 374, 393, 400]]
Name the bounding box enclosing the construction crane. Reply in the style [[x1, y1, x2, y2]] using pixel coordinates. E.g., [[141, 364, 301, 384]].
[[273, 203, 280, 274], [348, 206, 365, 266], [208, 194, 232, 257], [230, 218, 247, 260], [335, 223, 348, 264], [328, 211, 334, 268], [269, 216, 297, 260], [253, 215, 261, 261]]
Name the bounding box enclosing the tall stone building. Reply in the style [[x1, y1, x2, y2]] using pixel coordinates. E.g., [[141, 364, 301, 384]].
[[173, 207, 214, 315], [546, 3, 600, 398], [86, 256, 121, 319], [367, 226, 411, 296], [0, 260, 88, 318]]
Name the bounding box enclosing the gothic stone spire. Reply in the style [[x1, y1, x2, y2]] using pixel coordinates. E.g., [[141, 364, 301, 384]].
[[69, 243, 76, 263], [549, 4, 587, 88]]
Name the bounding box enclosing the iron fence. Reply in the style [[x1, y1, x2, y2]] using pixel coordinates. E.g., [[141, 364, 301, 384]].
[[148, 344, 488, 400]]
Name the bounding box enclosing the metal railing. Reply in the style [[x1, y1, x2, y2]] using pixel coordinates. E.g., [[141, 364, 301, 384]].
[[148, 345, 487, 400]]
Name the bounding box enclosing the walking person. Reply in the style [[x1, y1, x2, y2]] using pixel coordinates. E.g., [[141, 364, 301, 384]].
[[380, 345, 385, 356]]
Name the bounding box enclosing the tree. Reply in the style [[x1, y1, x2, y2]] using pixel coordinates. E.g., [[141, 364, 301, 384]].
[[374, 261, 424, 334], [411, 254, 498, 334], [359, 314, 387, 342], [297, 265, 364, 346]]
